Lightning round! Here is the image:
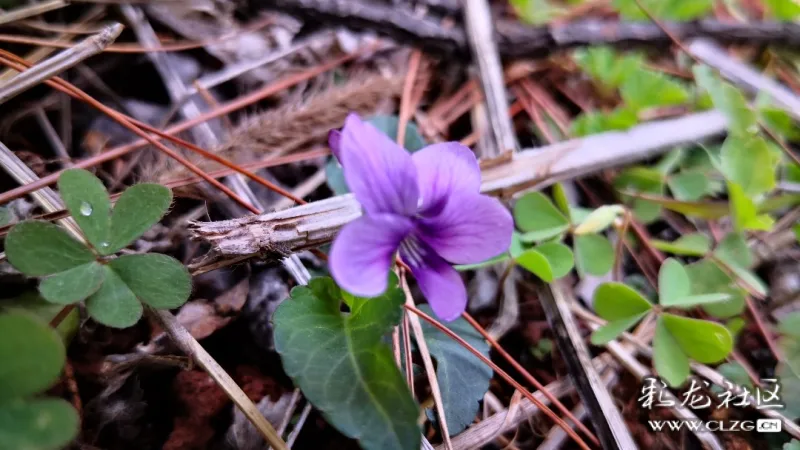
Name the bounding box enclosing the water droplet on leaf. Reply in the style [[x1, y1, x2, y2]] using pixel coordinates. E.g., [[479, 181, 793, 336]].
[[100, 242, 110, 248], [79, 202, 92, 216]]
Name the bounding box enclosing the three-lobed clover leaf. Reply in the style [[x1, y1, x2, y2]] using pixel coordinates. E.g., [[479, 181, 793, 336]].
[[590, 282, 653, 345], [0, 312, 79, 450], [272, 275, 420, 450], [5, 169, 191, 328]]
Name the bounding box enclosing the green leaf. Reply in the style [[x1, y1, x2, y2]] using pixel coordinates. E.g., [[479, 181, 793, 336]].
[[725, 317, 746, 337], [0, 398, 78, 450], [417, 305, 491, 435], [777, 363, 800, 420], [518, 226, 569, 243], [1, 292, 80, 345], [590, 313, 648, 345], [725, 263, 769, 297], [653, 316, 690, 387], [757, 97, 800, 141], [574, 234, 614, 276], [85, 266, 143, 328], [728, 181, 774, 232], [454, 253, 510, 271], [613, 167, 664, 223], [5, 221, 95, 276], [573, 47, 628, 88], [273, 277, 419, 450], [693, 65, 758, 136], [109, 253, 191, 309], [39, 261, 104, 305], [655, 148, 685, 175], [778, 312, 800, 338], [685, 260, 746, 318], [368, 115, 427, 152], [533, 242, 574, 279], [0, 312, 65, 401], [667, 171, 710, 201], [593, 282, 652, 321], [571, 108, 638, 137], [661, 313, 733, 364], [58, 168, 111, 251], [784, 440, 800, 450], [620, 70, 689, 111], [325, 158, 349, 196], [714, 362, 754, 392], [513, 192, 569, 236], [573, 205, 624, 235], [720, 135, 776, 197], [509, 231, 526, 258], [619, 190, 730, 219], [614, 0, 713, 20], [516, 249, 553, 282], [551, 183, 572, 219], [106, 184, 172, 254], [0, 207, 11, 227], [714, 232, 752, 269], [650, 233, 710, 256], [511, 0, 564, 24], [764, 0, 800, 19], [658, 258, 691, 306]]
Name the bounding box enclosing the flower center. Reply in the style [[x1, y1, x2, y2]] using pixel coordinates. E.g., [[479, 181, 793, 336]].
[[399, 235, 426, 268]]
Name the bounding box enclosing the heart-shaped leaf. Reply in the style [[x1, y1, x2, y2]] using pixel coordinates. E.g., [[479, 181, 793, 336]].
[[728, 181, 774, 232], [714, 232, 752, 269], [5, 221, 95, 276], [0, 398, 78, 450], [273, 277, 420, 450], [654, 316, 690, 387], [685, 260, 746, 318], [533, 242, 574, 279], [39, 261, 104, 305], [574, 234, 614, 276], [105, 184, 172, 254], [590, 313, 648, 345], [593, 282, 652, 321], [720, 134, 776, 197], [85, 266, 142, 328], [58, 168, 110, 251], [417, 305, 491, 435], [651, 233, 710, 256], [667, 171, 710, 201], [513, 192, 569, 236], [2, 292, 80, 345], [516, 249, 553, 282], [694, 65, 758, 136], [573, 205, 624, 235], [661, 313, 733, 364], [108, 253, 191, 309], [0, 312, 65, 401], [658, 258, 690, 306]]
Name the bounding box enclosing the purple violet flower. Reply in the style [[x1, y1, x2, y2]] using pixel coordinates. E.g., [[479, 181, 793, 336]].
[[328, 113, 513, 321]]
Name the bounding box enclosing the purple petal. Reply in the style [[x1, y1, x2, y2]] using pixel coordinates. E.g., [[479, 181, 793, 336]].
[[412, 142, 481, 216], [417, 192, 513, 264], [328, 129, 342, 160], [400, 239, 466, 321], [338, 113, 419, 216], [330, 213, 412, 297]]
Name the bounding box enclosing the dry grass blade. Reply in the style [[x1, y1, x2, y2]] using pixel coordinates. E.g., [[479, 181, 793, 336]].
[[0, 0, 68, 26], [406, 305, 596, 450], [0, 23, 123, 105], [400, 273, 453, 450]]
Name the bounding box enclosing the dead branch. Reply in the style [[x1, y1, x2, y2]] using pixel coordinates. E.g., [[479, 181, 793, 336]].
[[261, 0, 800, 59]]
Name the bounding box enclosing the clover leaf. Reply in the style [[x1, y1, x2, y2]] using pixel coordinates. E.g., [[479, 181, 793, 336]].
[[590, 282, 652, 345], [513, 192, 570, 242], [0, 312, 79, 450], [4, 169, 191, 328]]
